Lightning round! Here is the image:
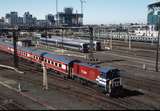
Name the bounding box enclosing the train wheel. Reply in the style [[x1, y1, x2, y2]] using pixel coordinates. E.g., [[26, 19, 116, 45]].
[[63, 76, 68, 80], [71, 76, 75, 80]]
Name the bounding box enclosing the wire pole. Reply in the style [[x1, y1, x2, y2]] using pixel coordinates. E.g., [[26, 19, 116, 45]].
[[89, 26, 94, 61], [110, 30, 113, 50], [156, 20, 160, 72], [42, 61, 48, 90], [13, 31, 19, 68], [45, 30, 48, 48], [128, 29, 131, 50], [61, 28, 64, 55]]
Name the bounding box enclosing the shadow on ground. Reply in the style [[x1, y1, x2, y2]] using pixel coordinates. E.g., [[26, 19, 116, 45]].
[[96, 59, 126, 65], [113, 88, 144, 98]]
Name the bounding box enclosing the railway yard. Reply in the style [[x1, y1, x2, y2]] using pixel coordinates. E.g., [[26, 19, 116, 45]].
[[0, 38, 160, 110]]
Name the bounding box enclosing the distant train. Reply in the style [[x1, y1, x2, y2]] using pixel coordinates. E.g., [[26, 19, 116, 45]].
[[111, 34, 159, 43], [39, 36, 101, 53], [0, 39, 122, 96]]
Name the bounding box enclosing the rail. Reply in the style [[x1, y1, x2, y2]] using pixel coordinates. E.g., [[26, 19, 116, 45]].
[[0, 64, 24, 74]]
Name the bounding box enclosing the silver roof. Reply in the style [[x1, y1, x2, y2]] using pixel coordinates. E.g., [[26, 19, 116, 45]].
[[40, 36, 89, 46], [40, 36, 100, 45]]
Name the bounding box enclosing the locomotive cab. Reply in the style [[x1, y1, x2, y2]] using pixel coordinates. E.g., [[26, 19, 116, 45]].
[[81, 43, 89, 53], [96, 68, 122, 96]]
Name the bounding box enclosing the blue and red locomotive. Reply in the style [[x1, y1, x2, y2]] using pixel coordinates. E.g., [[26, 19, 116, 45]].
[[0, 39, 122, 96]]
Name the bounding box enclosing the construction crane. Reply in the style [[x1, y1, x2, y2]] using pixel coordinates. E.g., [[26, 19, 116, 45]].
[[80, 0, 86, 14], [56, 0, 59, 26]]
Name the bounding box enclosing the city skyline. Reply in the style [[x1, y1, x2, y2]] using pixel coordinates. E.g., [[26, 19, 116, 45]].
[[0, 0, 156, 24]]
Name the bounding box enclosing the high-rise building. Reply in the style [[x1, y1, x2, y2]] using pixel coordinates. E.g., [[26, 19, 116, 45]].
[[147, 10, 159, 25], [17, 17, 23, 25], [0, 17, 5, 23], [5, 12, 18, 25], [36, 20, 50, 27], [23, 12, 35, 25], [55, 7, 83, 27], [45, 14, 55, 25]]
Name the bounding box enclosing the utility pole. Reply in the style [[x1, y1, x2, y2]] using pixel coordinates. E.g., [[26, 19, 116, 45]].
[[98, 28, 100, 40], [13, 31, 19, 68], [110, 30, 113, 50], [89, 26, 94, 61], [42, 61, 48, 90], [128, 28, 131, 50], [156, 18, 160, 72], [45, 30, 48, 48], [76, 10, 78, 26], [61, 28, 64, 55], [13, 30, 21, 92]]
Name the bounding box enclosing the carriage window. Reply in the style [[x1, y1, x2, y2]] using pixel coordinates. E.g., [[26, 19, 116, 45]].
[[59, 64, 62, 68], [55, 63, 57, 66]]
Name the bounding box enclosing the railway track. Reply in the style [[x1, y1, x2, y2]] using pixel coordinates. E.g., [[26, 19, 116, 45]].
[[2, 58, 157, 109], [0, 51, 160, 109], [0, 94, 25, 110], [112, 47, 159, 60], [98, 51, 160, 71], [123, 75, 160, 95], [102, 39, 158, 50]]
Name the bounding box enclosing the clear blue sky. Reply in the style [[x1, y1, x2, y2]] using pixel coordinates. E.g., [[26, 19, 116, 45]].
[[0, 0, 155, 24]]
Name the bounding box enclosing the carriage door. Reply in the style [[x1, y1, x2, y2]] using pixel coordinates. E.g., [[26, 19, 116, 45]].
[[68, 62, 74, 78]]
